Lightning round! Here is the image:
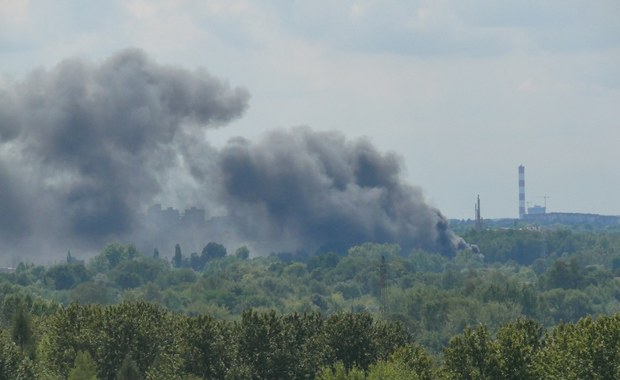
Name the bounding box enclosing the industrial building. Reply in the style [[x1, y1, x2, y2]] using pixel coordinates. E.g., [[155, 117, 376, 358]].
[[455, 166, 620, 230], [518, 165, 619, 228], [147, 204, 206, 227]]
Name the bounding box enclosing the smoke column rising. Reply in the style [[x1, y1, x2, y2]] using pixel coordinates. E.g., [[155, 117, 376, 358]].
[[0, 48, 249, 259], [0, 49, 462, 262]]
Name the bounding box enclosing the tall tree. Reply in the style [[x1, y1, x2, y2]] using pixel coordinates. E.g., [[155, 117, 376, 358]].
[[443, 325, 499, 380], [235, 246, 250, 260], [201, 242, 227, 262], [116, 355, 142, 380], [11, 306, 33, 355], [172, 244, 183, 268], [68, 351, 98, 380]]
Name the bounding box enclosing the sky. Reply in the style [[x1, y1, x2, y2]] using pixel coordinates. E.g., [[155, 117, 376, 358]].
[[1, 0, 619, 220]]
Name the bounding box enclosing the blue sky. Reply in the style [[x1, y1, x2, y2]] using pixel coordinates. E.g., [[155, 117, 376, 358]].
[[1, 0, 619, 219]]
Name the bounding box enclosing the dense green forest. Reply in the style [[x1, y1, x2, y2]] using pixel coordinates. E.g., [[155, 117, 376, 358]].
[[2, 228, 620, 378]]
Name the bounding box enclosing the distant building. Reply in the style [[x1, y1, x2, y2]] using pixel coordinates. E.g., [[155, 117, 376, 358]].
[[148, 204, 180, 225], [452, 165, 620, 231], [162, 207, 180, 224], [147, 204, 205, 227], [527, 205, 546, 215], [524, 212, 620, 227], [182, 207, 206, 225]]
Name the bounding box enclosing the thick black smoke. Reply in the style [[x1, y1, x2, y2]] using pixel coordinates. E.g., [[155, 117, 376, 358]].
[[0, 49, 462, 262], [218, 128, 462, 255], [0, 48, 249, 258]]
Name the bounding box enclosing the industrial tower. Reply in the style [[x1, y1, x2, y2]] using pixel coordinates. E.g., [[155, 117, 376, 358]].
[[519, 165, 526, 218]]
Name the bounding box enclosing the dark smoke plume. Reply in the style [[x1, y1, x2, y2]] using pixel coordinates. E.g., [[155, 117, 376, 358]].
[[218, 128, 463, 255], [0, 49, 462, 262], [0, 48, 249, 259]]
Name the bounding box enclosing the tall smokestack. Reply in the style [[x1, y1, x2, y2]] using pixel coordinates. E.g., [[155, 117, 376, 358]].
[[519, 165, 526, 218]]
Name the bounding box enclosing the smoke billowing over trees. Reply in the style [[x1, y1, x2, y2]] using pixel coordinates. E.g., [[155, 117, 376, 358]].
[[0, 49, 462, 261], [218, 128, 462, 254]]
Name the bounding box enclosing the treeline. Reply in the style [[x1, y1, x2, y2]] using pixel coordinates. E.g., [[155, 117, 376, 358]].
[[4, 301, 620, 379], [4, 229, 620, 353], [6, 302, 411, 379]]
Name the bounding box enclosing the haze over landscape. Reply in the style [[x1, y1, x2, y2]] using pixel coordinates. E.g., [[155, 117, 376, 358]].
[[1, 1, 619, 259]]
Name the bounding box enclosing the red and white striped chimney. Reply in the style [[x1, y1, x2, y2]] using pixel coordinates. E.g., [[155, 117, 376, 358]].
[[519, 165, 525, 218]]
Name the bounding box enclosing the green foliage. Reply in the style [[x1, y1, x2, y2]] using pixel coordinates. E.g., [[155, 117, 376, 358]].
[[355, 343, 437, 380], [3, 232, 620, 377], [36, 303, 412, 379], [383, 343, 435, 380], [368, 361, 423, 380], [38, 302, 182, 380], [234, 309, 325, 379], [19, 299, 620, 378], [70, 282, 115, 304], [11, 306, 33, 354], [235, 246, 250, 260], [89, 243, 139, 273], [45, 263, 91, 290], [202, 242, 227, 261], [322, 313, 376, 372], [443, 325, 499, 380], [462, 229, 547, 264], [188, 253, 202, 271], [322, 312, 409, 372], [116, 355, 142, 380], [308, 252, 341, 271], [316, 362, 365, 380], [68, 351, 98, 380], [7, 235, 620, 352], [109, 257, 167, 290], [11, 262, 46, 287], [172, 244, 183, 268], [542, 258, 584, 289], [180, 314, 229, 379], [537, 315, 620, 380], [494, 318, 543, 380], [0, 330, 33, 379]]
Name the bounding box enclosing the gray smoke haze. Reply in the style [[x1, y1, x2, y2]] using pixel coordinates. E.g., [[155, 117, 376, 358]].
[[218, 128, 462, 255], [0, 49, 462, 263], [0, 48, 249, 261]]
